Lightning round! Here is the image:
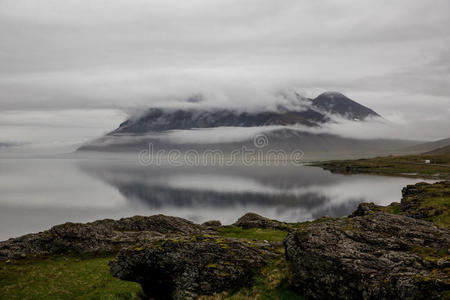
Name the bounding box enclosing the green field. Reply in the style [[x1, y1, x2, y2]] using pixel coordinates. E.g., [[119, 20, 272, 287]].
[[0, 255, 143, 300], [217, 227, 287, 242]]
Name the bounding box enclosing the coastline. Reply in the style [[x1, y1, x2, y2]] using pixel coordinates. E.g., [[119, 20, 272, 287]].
[[312, 153, 450, 180], [1, 179, 449, 299]]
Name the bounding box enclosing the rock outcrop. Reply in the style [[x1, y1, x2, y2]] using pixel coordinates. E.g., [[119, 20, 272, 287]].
[[201, 220, 222, 228], [401, 181, 450, 225], [348, 202, 385, 217], [350, 181, 450, 229], [233, 213, 291, 231], [285, 212, 450, 300], [109, 235, 278, 299], [2, 181, 449, 300], [0, 215, 208, 259]]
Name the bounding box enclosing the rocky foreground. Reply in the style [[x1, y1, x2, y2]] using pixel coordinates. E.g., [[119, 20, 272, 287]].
[[1, 181, 449, 299], [286, 212, 449, 299]]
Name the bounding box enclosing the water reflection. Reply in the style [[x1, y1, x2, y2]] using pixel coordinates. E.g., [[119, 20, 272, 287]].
[[0, 158, 432, 240], [78, 160, 428, 223]]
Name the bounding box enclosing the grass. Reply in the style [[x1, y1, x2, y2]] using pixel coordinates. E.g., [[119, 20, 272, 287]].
[[0, 255, 143, 300], [0, 227, 297, 300], [213, 227, 303, 299], [403, 181, 450, 229], [1, 203, 447, 300], [230, 258, 302, 300], [314, 154, 450, 180], [217, 226, 288, 242], [199, 257, 302, 300]]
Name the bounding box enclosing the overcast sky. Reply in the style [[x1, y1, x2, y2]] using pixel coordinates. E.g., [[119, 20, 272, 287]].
[[0, 0, 449, 153]]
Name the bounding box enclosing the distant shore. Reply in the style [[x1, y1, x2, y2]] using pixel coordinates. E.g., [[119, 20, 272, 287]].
[[313, 153, 450, 180]]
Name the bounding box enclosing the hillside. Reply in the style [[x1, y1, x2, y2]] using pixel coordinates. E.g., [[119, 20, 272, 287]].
[[403, 137, 450, 154], [78, 128, 419, 159], [425, 144, 450, 155]]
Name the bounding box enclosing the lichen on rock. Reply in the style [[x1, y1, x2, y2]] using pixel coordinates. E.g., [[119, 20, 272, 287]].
[[285, 212, 450, 300], [0, 214, 209, 259], [109, 235, 278, 299], [233, 213, 291, 232]]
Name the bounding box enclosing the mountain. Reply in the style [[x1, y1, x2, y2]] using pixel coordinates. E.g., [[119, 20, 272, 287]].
[[111, 107, 327, 134], [77, 91, 409, 158], [0, 142, 15, 149], [111, 92, 380, 134], [402, 137, 450, 154], [312, 92, 380, 120], [424, 144, 450, 155]]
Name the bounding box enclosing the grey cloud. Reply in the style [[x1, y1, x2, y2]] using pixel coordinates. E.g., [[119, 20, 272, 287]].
[[0, 0, 449, 149]]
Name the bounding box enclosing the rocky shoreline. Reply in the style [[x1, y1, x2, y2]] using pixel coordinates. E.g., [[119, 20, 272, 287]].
[[1, 181, 449, 299]]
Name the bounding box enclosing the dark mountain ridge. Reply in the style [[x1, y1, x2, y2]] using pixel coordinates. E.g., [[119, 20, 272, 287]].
[[312, 92, 380, 120], [112, 107, 326, 134], [111, 91, 380, 134]]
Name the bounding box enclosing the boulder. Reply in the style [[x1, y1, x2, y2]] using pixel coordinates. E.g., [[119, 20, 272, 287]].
[[0, 215, 208, 259], [348, 202, 380, 217], [111, 214, 206, 234], [233, 213, 291, 231], [109, 235, 278, 299], [201, 220, 222, 228], [285, 212, 450, 300]]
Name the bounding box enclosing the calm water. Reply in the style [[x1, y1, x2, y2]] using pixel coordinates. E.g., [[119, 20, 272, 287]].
[[0, 158, 432, 240]]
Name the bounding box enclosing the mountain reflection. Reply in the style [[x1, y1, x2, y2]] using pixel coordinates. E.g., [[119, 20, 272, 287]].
[[0, 158, 430, 240], [78, 161, 395, 222]]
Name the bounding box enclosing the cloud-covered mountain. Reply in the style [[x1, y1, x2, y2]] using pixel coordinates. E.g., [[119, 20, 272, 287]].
[[77, 91, 422, 158], [312, 92, 380, 121], [111, 91, 380, 134]]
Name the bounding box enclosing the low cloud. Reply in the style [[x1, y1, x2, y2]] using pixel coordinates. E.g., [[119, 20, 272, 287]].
[[0, 0, 449, 152]]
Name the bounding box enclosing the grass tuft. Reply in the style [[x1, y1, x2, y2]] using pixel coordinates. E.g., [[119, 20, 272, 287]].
[[217, 227, 287, 242]]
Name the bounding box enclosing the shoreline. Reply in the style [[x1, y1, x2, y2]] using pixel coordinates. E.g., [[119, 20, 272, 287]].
[[312, 153, 450, 180], [1, 180, 449, 299]]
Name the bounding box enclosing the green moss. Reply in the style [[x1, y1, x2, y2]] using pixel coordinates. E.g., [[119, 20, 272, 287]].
[[217, 227, 287, 242], [0, 255, 143, 300], [200, 257, 303, 300], [382, 203, 401, 214], [295, 217, 334, 232], [169, 237, 190, 243], [402, 182, 450, 229], [410, 246, 449, 263]]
